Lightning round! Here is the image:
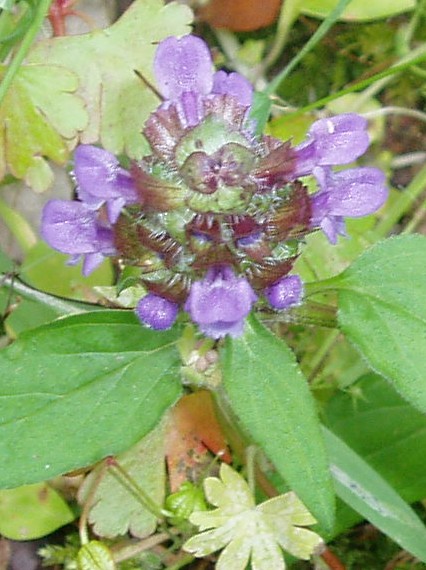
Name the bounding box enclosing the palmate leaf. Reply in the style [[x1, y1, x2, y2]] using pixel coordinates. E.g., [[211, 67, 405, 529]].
[[0, 311, 182, 489], [28, 0, 193, 159], [78, 422, 166, 538], [184, 464, 323, 570], [0, 64, 87, 191]]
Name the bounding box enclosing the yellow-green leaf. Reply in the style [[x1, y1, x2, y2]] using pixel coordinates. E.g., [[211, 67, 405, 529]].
[[0, 64, 87, 191], [0, 483, 75, 540], [29, 0, 193, 159]]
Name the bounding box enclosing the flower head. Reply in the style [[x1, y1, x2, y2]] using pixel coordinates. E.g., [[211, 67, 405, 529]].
[[41, 34, 389, 338]]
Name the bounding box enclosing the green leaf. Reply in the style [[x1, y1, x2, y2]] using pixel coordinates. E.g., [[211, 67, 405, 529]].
[[77, 541, 115, 570], [325, 373, 426, 505], [78, 422, 166, 538], [29, 0, 193, 159], [221, 313, 334, 531], [0, 482, 75, 540], [332, 235, 426, 412], [323, 427, 426, 563], [21, 241, 113, 300], [300, 0, 415, 21], [0, 64, 87, 191], [0, 311, 182, 489]]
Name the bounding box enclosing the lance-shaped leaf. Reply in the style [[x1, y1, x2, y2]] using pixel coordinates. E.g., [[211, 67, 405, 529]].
[[221, 313, 334, 531], [324, 427, 426, 563], [0, 311, 182, 489], [331, 235, 426, 412], [0, 64, 87, 191], [301, 0, 415, 21], [29, 0, 193, 159]]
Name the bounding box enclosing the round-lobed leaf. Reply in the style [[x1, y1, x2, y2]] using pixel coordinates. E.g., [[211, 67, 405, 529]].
[[0, 310, 182, 489]]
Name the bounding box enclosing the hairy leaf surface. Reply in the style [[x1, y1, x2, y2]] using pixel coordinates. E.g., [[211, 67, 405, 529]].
[[29, 0, 192, 159], [222, 313, 334, 531], [0, 311, 182, 488]]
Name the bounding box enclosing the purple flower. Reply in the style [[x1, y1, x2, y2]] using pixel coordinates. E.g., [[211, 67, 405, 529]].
[[41, 200, 116, 275], [150, 35, 253, 136], [311, 166, 388, 244], [74, 145, 138, 224], [295, 114, 370, 176], [184, 266, 257, 338], [135, 293, 179, 330], [265, 275, 304, 310], [154, 35, 253, 107]]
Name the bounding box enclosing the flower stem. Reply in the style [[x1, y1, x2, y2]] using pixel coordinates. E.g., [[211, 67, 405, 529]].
[[284, 44, 426, 117], [264, 0, 354, 96], [374, 163, 426, 239], [0, 0, 52, 105], [0, 272, 102, 315], [108, 457, 169, 521]]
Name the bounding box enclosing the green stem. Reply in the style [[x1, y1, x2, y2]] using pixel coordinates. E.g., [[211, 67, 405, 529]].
[[264, 0, 354, 96], [109, 459, 168, 521], [167, 553, 194, 570], [304, 276, 343, 297], [374, 163, 426, 239], [0, 0, 52, 105], [284, 44, 426, 117], [256, 0, 303, 76], [402, 197, 426, 235], [0, 273, 102, 315], [260, 301, 338, 328]]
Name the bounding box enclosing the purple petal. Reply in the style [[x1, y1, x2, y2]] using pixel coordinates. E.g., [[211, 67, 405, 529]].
[[320, 215, 346, 244], [309, 114, 370, 165], [82, 252, 106, 276], [295, 113, 370, 174], [212, 70, 253, 107], [265, 275, 303, 310], [136, 294, 178, 330], [175, 91, 205, 128], [326, 167, 388, 217], [184, 266, 257, 338], [74, 145, 137, 222], [154, 35, 213, 100], [41, 200, 100, 254]]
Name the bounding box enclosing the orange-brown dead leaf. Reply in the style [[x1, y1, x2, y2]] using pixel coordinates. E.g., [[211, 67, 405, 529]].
[[166, 391, 231, 491], [198, 0, 282, 32]]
